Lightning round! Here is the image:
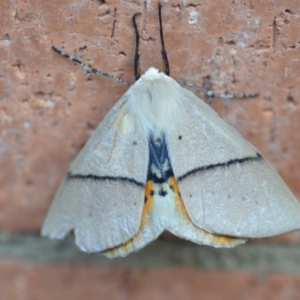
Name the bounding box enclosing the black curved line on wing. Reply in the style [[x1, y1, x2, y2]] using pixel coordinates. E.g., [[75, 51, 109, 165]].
[[67, 172, 144, 188], [178, 152, 263, 182]]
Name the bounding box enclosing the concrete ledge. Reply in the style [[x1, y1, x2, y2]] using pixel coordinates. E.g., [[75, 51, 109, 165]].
[[1, 232, 300, 272]]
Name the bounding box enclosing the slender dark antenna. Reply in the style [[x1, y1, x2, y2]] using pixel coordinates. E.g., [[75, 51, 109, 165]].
[[132, 13, 142, 81], [51, 46, 129, 86], [158, 3, 170, 76]]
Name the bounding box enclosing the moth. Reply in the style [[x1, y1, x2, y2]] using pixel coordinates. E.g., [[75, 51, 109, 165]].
[[42, 4, 300, 257]]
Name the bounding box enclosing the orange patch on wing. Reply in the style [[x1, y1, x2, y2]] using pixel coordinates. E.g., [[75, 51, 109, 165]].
[[169, 176, 239, 246], [104, 180, 155, 257], [169, 176, 192, 222], [142, 180, 155, 224]]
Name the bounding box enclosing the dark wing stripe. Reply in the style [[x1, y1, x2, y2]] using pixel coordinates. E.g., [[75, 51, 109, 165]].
[[67, 172, 145, 188], [177, 152, 263, 182]]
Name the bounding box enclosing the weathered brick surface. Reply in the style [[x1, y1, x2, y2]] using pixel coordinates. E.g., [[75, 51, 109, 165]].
[[1, 0, 300, 234], [2, 261, 300, 300], [1, 1, 300, 299]]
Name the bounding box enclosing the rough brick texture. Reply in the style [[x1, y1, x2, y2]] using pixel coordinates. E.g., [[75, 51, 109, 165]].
[[2, 261, 300, 300], [1, 0, 300, 298]]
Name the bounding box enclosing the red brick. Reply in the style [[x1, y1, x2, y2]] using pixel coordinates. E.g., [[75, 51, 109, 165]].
[[1, 0, 300, 237], [1, 261, 300, 300]]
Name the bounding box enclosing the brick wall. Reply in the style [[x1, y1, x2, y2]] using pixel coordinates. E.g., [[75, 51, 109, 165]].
[[1, 0, 300, 299]]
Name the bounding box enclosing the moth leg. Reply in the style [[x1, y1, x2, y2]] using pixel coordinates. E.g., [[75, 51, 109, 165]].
[[51, 45, 129, 86], [179, 81, 258, 101]]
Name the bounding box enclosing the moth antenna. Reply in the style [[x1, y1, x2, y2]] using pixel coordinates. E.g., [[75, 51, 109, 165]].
[[132, 13, 142, 81], [51, 45, 129, 86], [158, 3, 170, 76]]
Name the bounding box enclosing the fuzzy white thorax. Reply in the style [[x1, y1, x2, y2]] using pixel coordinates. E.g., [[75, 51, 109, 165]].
[[125, 67, 184, 134]]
